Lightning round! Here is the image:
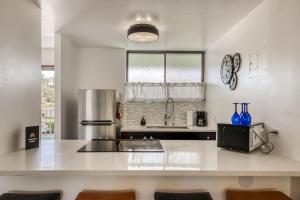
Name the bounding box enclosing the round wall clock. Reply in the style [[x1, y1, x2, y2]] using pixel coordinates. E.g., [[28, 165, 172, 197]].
[[220, 54, 234, 84], [233, 53, 241, 73], [229, 73, 238, 90]]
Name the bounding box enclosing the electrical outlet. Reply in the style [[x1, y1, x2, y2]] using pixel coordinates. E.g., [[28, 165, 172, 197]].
[[263, 123, 280, 134], [268, 129, 280, 134], [266, 126, 280, 134]]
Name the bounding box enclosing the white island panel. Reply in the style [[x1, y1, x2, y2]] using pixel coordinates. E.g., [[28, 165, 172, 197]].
[[0, 140, 299, 176], [0, 176, 291, 200]]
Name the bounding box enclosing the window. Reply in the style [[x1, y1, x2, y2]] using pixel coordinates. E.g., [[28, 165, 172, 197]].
[[166, 53, 202, 83], [127, 51, 204, 83], [127, 53, 164, 83]]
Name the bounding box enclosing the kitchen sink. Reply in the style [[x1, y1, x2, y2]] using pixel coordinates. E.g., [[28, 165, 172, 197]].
[[146, 125, 189, 129]]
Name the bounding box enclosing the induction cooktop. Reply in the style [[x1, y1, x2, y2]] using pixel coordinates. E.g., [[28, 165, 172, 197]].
[[77, 139, 164, 152]]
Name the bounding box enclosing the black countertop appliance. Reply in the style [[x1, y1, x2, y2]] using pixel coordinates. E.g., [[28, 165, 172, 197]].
[[78, 139, 164, 152], [196, 111, 207, 126]]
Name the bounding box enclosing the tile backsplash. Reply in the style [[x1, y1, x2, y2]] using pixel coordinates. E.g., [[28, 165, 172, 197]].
[[124, 101, 205, 126]]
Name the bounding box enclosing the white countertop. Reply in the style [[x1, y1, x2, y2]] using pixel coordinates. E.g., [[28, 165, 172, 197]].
[[121, 126, 216, 132], [0, 140, 300, 176]]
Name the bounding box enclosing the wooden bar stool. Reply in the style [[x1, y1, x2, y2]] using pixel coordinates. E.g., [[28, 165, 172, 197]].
[[0, 191, 61, 200], [75, 190, 136, 200], [226, 190, 291, 200], [154, 192, 213, 200]]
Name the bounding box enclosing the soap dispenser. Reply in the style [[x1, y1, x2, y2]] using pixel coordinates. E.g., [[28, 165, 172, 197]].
[[140, 116, 146, 126]]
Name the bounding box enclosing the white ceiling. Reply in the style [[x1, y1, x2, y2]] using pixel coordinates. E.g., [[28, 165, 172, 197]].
[[42, 0, 263, 50]]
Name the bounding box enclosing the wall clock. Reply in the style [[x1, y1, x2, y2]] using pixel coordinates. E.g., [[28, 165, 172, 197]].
[[229, 73, 238, 90], [220, 53, 241, 90], [233, 53, 241, 73], [220, 54, 234, 84]]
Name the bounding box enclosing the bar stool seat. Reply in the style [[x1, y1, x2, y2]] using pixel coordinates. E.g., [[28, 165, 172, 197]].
[[226, 190, 291, 200], [75, 190, 135, 200], [154, 192, 213, 200], [0, 192, 61, 200]]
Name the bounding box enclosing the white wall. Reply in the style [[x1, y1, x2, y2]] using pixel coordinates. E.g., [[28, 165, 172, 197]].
[[56, 37, 125, 139], [60, 36, 79, 139], [0, 0, 41, 155], [77, 48, 125, 93], [42, 48, 54, 65], [54, 35, 62, 139], [206, 0, 300, 160]]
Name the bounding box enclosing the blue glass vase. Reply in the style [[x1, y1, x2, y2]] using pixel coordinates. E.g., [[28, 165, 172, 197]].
[[240, 103, 248, 126], [231, 103, 240, 125], [244, 103, 252, 126]]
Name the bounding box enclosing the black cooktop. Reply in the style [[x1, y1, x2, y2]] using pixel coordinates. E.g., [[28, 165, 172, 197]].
[[77, 139, 164, 152]]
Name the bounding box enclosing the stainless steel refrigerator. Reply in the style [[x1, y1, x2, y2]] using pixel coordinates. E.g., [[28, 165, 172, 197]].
[[78, 89, 120, 140]]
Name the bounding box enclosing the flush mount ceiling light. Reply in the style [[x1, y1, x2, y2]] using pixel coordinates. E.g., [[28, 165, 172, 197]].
[[127, 24, 159, 43]]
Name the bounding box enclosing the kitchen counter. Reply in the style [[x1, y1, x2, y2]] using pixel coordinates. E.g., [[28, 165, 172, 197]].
[[0, 140, 300, 177], [121, 126, 216, 132]]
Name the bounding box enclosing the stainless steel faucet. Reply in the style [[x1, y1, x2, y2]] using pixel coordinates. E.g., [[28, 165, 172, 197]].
[[164, 97, 175, 126]]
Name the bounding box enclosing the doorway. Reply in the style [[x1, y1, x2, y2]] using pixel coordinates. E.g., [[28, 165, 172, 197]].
[[41, 66, 55, 139]]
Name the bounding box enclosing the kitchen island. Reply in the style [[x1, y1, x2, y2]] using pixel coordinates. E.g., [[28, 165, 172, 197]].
[[0, 140, 299, 200]]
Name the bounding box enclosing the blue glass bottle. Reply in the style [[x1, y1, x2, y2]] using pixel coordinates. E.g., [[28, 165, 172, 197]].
[[231, 103, 240, 125], [240, 103, 248, 126], [244, 103, 252, 126]]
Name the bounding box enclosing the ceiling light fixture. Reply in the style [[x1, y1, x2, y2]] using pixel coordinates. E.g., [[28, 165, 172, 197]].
[[127, 24, 159, 43]]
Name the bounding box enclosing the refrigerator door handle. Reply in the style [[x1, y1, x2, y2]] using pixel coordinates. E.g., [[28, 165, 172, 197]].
[[80, 120, 114, 126]]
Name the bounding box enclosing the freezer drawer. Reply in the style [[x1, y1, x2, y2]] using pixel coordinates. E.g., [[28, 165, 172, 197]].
[[78, 89, 118, 140]]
